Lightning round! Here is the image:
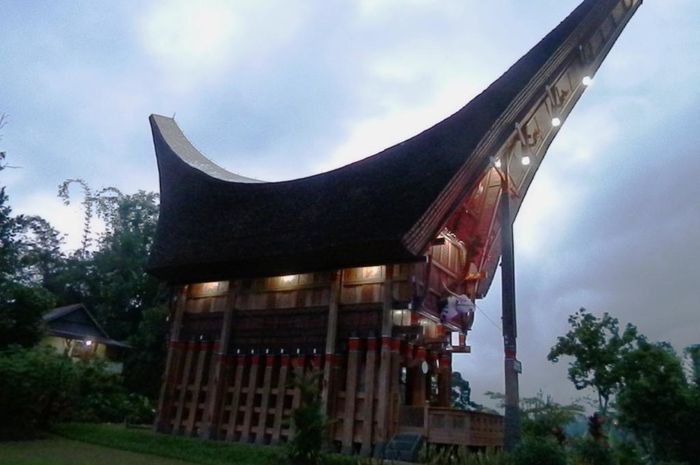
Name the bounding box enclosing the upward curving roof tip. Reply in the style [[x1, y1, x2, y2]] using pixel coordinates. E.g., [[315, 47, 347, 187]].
[[149, 114, 264, 183]]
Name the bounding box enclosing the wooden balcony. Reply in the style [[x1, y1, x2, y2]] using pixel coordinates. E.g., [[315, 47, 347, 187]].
[[399, 406, 503, 449]]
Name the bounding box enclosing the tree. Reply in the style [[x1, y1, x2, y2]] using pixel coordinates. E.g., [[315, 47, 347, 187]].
[[548, 308, 640, 415], [451, 371, 473, 410], [615, 341, 700, 463]]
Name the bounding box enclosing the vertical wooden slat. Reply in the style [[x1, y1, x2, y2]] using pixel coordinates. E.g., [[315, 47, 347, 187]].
[[185, 342, 210, 435], [341, 337, 361, 454], [389, 338, 402, 438], [173, 339, 196, 434], [225, 355, 247, 441], [375, 336, 392, 449], [255, 355, 275, 444], [156, 286, 188, 432], [271, 354, 290, 445], [437, 352, 452, 407], [359, 337, 377, 456], [240, 355, 260, 443], [200, 282, 238, 439]]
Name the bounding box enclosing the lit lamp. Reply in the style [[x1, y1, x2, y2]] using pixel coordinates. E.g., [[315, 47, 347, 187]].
[[582, 75, 594, 87], [85, 339, 93, 347], [520, 155, 531, 166], [551, 117, 562, 128]]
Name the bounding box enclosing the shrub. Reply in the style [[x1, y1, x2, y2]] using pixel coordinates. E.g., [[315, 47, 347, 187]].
[[0, 346, 78, 439], [287, 373, 325, 465], [511, 439, 566, 465], [0, 346, 155, 439]]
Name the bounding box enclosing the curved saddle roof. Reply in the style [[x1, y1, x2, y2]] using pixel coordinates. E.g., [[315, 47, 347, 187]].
[[147, 0, 622, 284]]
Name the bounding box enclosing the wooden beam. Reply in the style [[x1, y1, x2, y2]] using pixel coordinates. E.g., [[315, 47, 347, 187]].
[[185, 342, 210, 436]]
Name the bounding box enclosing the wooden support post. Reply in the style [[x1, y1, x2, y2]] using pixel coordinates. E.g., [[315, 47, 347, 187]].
[[240, 355, 260, 443], [341, 337, 360, 454], [225, 355, 246, 441], [185, 341, 210, 436], [359, 337, 377, 456], [200, 282, 237, 439], [288, 355, 306, 439], [437, 352, 452, 407], [255, 355, 275, 444], [271, 354, 290, 445], [173, 339, 196, 434], [374, 266, 395, 455], [388, 338, 401, 438], [322, 271, 342, 415], [500, 163, 521, 451], [412, 346, 427, 407], [341, 337, 361, 454], [156, 286, 188, 432]]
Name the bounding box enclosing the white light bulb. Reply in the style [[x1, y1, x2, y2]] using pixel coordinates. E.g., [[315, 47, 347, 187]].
[[582, 76, 593, 86], [521, 155, 531, 166], [494, 158, 502, 169], [85, 340, 93, 347], [551, 117, 562, 127]]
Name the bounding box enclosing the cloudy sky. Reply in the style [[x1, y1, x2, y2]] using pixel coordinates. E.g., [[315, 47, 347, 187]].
[[2, 0, 699, 407]]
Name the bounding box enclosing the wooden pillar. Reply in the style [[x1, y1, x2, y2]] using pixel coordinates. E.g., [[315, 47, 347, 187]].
[[341, 337, 361, 454], [359, 337, 377, 456], [437, 352, 452, 407], [240, 354, 260, 443], [255, 354, 276, 444], [156, 286, 188, 432], [322, 271, 342, 414], [185, 341, 210, 435], [288, 355, 306, 439], [173, 339, 196, 434], [374, 265, 395, 454], [224, 355, 247, 441], [500, 165, 521, 451], [271, 354, 290, 445], [388, 338, 401, 438], [411, 346, 427, 407], [201, 282, 237, 439]]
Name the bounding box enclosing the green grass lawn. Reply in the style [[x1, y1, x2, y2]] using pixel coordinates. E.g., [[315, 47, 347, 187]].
[[51, 423, 282, 465], [0, 437, 198, 465], [0, 423, 357, 465]]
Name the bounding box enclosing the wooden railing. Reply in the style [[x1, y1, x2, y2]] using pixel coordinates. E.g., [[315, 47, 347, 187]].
[[399, 406, 503, 449]]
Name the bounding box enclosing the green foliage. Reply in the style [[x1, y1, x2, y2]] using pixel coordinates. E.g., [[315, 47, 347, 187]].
[[615, 340, 700, 464], [0, 346, 77, 438], [570, 438, 614, 465], [0, 347, 153, 439], [485, 390, 583, 441], [123, 305, 169, 399], [548, 308, 640, 414], [510, 439, 567, 465], [288, 373, 325, 465], [0, 283, 54, 348], [451, 371, 473, 410]]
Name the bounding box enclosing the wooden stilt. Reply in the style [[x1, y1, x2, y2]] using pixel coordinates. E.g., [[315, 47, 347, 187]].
[[225, 355, 246, 441], [185, 341, 210, 435], [156, 287, 188, 432], [341, 337, 361, 454], [359, 337, 377, 456], [271, 354, 290, 445], [288, 355, 306, 439], [200, 283, 237, 439], [255, 355, 275, 444], [173, 339, 196, 434], [322, 271, 342, 415], [437, 352, 452, 407], [374, 336, 392, 452], [240, 355, 260, 443]]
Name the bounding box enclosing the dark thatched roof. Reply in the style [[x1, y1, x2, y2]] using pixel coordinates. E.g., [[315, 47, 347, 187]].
[[147, 0, 614, 284], [43, 304, 131, 349]]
